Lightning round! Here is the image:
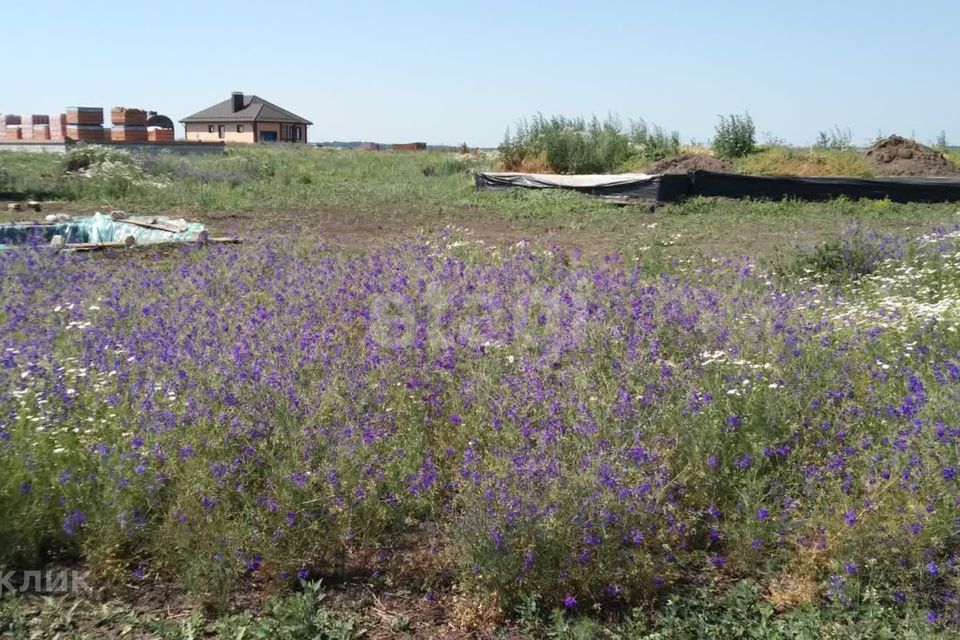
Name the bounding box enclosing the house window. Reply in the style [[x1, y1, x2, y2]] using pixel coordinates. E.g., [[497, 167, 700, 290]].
[[208, 125, 214, 133], [237, 124, 244, 133]]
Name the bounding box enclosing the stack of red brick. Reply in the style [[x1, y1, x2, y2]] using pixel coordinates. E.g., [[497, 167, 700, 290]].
[[50, 114, 66, 140], [1, 114, 22, 140], [24, 115, 49, 140], [147, 128, 174, 142], [0, 114, 68, 141], [110, 107, 148, 142], [2, 106, 174, 144], [392, 142, 427, 151], [66, 107, 105, 141]]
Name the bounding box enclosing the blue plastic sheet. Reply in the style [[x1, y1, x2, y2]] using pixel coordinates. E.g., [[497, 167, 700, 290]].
[[0, 213, 206, 249]]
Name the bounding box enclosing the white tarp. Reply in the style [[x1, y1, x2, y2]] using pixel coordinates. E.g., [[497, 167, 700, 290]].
[[478, 172, 655, 188]]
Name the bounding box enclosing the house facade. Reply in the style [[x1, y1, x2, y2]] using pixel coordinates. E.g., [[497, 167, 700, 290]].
[[180, 92, 311, 144]]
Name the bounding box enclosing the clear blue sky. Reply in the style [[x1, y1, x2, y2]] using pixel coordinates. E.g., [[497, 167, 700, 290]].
[[6, 0, 958, 147]]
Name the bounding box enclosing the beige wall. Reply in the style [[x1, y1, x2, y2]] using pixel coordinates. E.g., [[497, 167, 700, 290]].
[[185, 122, 256, 143], [184, 121, 308, 143]]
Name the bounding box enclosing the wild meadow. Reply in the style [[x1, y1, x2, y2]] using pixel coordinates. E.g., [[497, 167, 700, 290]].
[[2, 145, 960, 638]]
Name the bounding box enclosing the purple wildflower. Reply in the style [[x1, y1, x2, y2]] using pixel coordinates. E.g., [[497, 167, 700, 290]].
[[62, 510, 87, 536], [734, 453, 752, 470]]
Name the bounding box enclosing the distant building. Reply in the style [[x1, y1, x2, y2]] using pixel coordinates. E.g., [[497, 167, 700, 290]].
[[180, 92, 312, 143]]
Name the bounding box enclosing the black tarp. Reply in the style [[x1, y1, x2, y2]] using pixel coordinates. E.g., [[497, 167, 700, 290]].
[[475, 170, 960, 204], [690, 171, 960, 204]]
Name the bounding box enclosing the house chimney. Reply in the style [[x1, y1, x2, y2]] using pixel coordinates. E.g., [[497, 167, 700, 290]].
[[231, 92, 244, 113]]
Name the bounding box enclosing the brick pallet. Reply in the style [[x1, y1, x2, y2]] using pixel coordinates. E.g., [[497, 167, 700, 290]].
[[66, 124, 105, 141], [32, 124, 51, 141], [111, 107, 147, 127], [66, 107, 104, 126], [147, 127, 174, 142], [50, 114, 66, 140], [111, 125, 148, 143]]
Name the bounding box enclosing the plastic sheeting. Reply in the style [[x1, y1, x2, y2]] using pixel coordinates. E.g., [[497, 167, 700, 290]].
[[475, 171, 691, 201], [689, 171, 960, 204], [0, 213, 206, 249], [476, 170, 960, 204], [84, 213, 205, 244]]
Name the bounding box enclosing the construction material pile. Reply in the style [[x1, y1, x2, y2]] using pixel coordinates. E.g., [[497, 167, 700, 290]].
[[110, 107, 148, 142], [66, 107, 105, 142], [1, 105, 173, 144], [865, 135, 960, 177], [643, 153, 735, 174], [1, 113, 66, 142], [20, 115, 47, 141], [1, 114, 22, 140], [148, 127, 174, 142], [0, 212, 240, 251]]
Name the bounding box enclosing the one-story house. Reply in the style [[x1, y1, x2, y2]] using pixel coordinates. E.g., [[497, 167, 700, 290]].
[[180, 92, 312, 143]]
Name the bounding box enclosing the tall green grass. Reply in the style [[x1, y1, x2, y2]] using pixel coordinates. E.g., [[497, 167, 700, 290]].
[[713, 112, 756, 159], [738, 147, 875, 177], [499, 114, 679, 174]]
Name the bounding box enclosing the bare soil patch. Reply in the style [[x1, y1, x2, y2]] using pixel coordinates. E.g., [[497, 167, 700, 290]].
[[644, 154, 735, 174]]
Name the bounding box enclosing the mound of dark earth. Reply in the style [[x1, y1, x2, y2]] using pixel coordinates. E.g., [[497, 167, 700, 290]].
[[864, 135, 959, 177], [644, 154, 735, 174]]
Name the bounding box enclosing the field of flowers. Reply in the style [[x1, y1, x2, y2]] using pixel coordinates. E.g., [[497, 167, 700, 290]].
[[2, 220, 960, 633]]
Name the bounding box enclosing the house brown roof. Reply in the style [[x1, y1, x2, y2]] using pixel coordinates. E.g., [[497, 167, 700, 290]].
[[180, 94, 312, 125]]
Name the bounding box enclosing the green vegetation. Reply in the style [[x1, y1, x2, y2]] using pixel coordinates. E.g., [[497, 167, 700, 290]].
[[935, 130, 948, 152], [1, 578, 951, 638], [2, 144, 960, 636], [713, 112, 756, 158], [499, 114, 679, 174], [737, 146, 874, 177], [814, 126, 855, 151], [630, 117, 682, 161], [0, 145, 957, 268]]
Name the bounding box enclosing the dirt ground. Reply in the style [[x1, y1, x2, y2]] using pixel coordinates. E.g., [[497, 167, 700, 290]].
[[4, 197, 958, 265], [8, 531, 515, 639], [864, 135, 960, 176], [643, 154, 734, 174], [10, 579, 497, 639]]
